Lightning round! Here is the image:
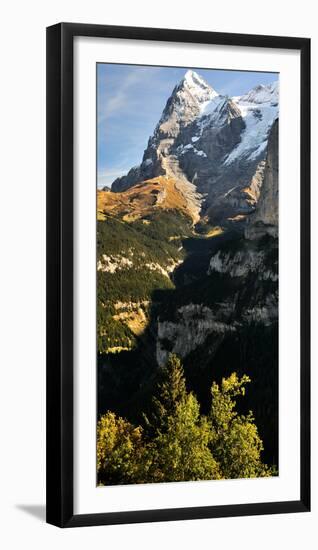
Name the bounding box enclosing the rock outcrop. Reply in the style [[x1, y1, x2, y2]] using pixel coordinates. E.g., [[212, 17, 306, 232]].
[[156, 303, 236, 366], [156, 233, 278, 367], [245, 119, 279, 239]]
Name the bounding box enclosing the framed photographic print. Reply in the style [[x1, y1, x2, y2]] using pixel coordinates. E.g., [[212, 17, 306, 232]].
[[46, 23, 310, 527]]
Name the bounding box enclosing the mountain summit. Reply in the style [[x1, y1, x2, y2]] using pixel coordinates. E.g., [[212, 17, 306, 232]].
[[111, 71, 279, 227], [178, 69, 218, 107], [155, 70, 218, 139]]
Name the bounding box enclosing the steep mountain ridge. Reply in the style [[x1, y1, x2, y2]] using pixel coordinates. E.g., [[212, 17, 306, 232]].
[[245, 119, 279, 239], [111, 70, 278, 228]]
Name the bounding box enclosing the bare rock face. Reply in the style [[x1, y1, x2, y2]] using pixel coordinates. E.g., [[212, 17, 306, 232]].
[[208, 248, 277, 280], [112, 70, 217, 193], [111, 71, 279, 227], [156, 236, 278, 367], [245, 119, 279, 240], [156, 303, 236, 366], [156, 70, 217, 139]]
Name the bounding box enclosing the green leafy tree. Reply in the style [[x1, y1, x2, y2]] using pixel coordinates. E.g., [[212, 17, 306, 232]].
[[209, 373, 273, 479], [97, 358, 274, 486], [144, 354, 220, 481], [97, 411, 148, 485], [148, 393, 220, 482]]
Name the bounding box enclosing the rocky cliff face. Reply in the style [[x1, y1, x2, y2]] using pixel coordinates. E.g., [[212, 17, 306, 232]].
[[153, 114, 279, 366], [156, 303, 236, 366], [112, 71, 279, 227], [155, 118, 279, 366], [245, 119, 279, 239], [156, 235, 278, 366]]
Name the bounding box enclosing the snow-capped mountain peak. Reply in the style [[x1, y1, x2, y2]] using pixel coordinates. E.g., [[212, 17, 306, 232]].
[[182, 69, 208, 89], [155, 71, 219, 135], [180, 70, 219, 106], [238, 81, 279, 105], [111, 71, 279, 228], [223, 80, 279, 165], [183, 69, 203, 85]]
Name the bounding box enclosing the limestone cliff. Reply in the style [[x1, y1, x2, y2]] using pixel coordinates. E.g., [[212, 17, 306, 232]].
[[156, 234, 278, 366], [245, 119, 279, 239]]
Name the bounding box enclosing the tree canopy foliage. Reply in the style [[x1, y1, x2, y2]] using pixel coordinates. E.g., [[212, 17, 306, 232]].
[[97, 354, 275, 485]]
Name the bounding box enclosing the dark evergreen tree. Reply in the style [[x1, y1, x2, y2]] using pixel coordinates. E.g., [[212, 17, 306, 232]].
[[143, 353, 187, 436]]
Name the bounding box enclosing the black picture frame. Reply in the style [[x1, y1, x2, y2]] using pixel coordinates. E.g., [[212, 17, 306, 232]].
[[46, 22, 311, 528]]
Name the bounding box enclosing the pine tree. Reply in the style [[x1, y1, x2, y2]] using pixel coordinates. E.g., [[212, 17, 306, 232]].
[[143, 353, 187, 436]]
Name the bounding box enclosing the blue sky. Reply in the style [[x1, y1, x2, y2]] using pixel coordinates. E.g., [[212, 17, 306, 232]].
[[97, 64, 278, 189]]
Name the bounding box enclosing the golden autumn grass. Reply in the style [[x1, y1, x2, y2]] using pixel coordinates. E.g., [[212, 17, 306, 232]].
[[97, 177, 194, 222]]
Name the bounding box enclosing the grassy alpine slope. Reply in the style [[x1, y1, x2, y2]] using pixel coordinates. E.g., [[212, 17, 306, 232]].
[[97, 203, 193, 354]]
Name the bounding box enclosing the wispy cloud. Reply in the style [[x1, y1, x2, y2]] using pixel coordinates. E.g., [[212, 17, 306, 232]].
[[100, 72, 138, 119], [98, 66, 161, 123]]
